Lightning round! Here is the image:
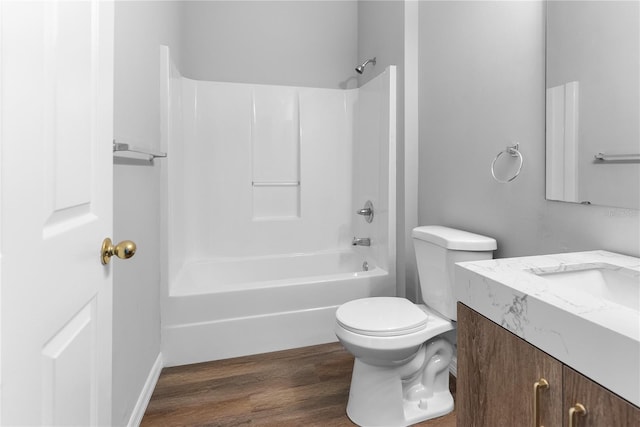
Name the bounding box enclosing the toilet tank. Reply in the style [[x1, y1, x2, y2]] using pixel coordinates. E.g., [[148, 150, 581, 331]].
[[412, 226, 497, 321]]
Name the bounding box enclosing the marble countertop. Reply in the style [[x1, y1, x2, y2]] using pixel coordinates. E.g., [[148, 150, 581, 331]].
[[455, 250, 640, 407]]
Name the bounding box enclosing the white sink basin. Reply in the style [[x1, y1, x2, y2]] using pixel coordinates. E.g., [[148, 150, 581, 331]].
[[531, 263, 640, 311]]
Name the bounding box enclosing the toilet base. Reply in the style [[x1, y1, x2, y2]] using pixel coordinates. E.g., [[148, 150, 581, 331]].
[[348, 385, 453, 427], [345, 337, 454, 427], [401, 390, 453, 425]]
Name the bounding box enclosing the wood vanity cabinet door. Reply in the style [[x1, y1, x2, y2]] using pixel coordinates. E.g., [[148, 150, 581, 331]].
[[563, 366, 640, 426], [457, 303, 563, 427]]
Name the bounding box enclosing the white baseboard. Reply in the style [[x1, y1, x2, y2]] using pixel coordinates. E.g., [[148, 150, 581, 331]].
[[127, 353, 164, 427]]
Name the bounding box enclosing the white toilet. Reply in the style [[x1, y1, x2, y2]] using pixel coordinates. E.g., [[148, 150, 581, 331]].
[[335, 226, 497, 426]]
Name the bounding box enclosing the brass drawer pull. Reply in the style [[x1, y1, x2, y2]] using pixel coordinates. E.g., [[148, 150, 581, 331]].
[[533, 378, 549, 427], [569, 403, 587, 427]]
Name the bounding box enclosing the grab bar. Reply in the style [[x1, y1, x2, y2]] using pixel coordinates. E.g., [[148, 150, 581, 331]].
[[113, 141, 167, 160], [594, 152, 640, 162], [252, 181, 300, 187]]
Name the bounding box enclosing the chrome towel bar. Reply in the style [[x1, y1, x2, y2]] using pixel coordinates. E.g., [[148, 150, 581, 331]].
[[113, 141, 167, 160], [594, 152, 640, 162]]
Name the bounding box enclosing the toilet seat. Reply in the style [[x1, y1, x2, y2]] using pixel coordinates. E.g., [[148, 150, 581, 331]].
[[335, 299, 455, 354], [336, 297, 428, 337]]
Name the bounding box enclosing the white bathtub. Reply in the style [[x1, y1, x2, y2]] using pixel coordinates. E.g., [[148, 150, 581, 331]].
[[162, 250, 394, 366], [172, 250, 380, 294], [160, 49, 397, 367]]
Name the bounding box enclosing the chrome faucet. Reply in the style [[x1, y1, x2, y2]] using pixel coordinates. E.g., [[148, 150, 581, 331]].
[[352, 237, 371, 246]]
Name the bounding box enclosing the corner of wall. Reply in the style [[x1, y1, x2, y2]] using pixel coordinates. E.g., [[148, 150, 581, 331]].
[[126, 353, 163, 427]]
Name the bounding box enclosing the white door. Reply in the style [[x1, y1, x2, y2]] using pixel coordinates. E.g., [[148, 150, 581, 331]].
[[0, 1, 114, 425]]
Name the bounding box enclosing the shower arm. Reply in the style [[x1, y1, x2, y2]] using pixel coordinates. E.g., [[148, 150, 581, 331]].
[[355, 57, 377, 74]]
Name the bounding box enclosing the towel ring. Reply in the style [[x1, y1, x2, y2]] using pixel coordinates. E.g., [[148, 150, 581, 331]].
[[491, 143, 523, 183]]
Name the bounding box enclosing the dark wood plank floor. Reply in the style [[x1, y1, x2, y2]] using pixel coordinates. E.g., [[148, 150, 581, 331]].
[[142, 342, 457, 426]]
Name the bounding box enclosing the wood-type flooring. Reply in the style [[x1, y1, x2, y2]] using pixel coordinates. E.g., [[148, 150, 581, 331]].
[[142, 342, 457, 427]]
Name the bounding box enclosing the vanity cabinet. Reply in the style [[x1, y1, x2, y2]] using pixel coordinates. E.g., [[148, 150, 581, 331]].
[[457, 303, 640, 427], [563, 366, 640, 426], [456, 302, 563, 426]]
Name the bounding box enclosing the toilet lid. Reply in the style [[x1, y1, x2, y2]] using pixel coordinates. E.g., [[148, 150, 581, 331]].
[[336, 297, 428, 337]]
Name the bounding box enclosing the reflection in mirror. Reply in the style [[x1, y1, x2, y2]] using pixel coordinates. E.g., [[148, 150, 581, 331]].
[[546, 1, 640, 209]]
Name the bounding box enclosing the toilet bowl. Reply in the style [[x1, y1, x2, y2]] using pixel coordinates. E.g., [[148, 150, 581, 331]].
[[335, 298, 455, 426], [335, 226, 497, 427]]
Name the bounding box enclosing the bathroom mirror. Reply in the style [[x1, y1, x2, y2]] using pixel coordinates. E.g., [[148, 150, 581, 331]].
[[545, 1, 640, 209]]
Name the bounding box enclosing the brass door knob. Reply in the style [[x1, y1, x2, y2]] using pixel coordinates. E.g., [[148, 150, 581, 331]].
[[101, 238, 136, 265]]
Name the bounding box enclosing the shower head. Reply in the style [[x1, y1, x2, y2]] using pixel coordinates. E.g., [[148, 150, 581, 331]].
[[355, 57, 376, 74]]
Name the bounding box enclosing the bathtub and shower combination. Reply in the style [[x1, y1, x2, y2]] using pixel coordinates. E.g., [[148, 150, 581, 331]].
[[160, 47, 397, 366]]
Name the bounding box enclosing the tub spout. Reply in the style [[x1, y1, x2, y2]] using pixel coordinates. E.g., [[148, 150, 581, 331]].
[[352, 237, 371, 246]]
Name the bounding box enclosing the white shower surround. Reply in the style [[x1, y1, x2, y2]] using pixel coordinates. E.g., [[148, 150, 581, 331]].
[[160, 47, 396, 366]]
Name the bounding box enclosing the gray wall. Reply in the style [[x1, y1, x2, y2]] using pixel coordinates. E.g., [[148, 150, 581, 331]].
[[113, 2, 182, 425], [418, 1, 639, 259], [181, 0, 358, 89], [357, 1, 404, 87]]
